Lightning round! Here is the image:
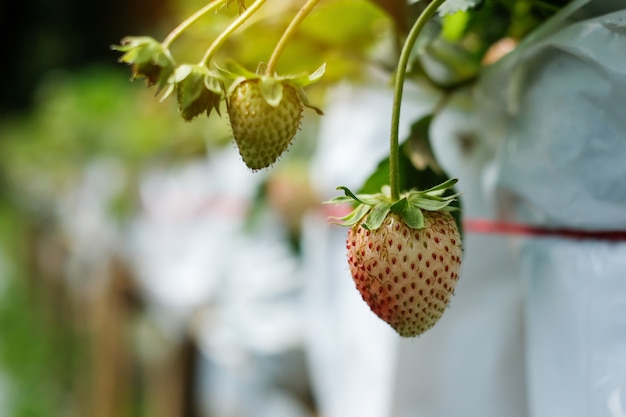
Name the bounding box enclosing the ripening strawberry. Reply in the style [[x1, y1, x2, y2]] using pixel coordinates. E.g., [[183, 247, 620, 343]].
[[328, 179, 463, 337], [348, 211, 462, 337], [227, 78, 304, 170]]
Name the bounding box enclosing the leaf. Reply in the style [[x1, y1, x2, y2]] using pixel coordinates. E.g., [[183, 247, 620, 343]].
[[171, 64, 193, 83], [204, 72, 224, 94], [390, 196, 408, 214], [407, 195, 453, 211], [220, 60, 258, 80], [259, 77, 283, 107], [401, 205, 425, 229], [438, 0, 482, 16], [325, 195, 357, 205], [336, 186, 366, 205], [422, 177, 458, 195], [441, 9, 471, 41], [308, 62, 327, 83], [286, 63, 326, 87], [363, 203, 391, 230], [298, 87, 324, 115], [330, 203, 372, 227], [368, 0, 409, 33], [355, 131, 464, 235]]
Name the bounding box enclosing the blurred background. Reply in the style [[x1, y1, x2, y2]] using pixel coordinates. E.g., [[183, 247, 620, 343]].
[[0, 0, 394, 416]]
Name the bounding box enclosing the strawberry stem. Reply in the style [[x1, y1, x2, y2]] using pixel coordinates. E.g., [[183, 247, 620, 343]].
[[265, 0, 321, 76], [389, 0, 446, 201], [162, 0, 228, 49], [200, 0, 268, 66]]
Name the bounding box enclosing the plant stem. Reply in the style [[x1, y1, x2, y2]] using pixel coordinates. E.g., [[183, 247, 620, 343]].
[[389, 0, 445, 201], [200, 0, 268, 66], [162, 0, 228, 48], [265, 0, 321, 75]]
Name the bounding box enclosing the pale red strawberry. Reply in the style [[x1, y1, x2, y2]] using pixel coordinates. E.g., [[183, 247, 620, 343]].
[[227, 79, 303, 170], [347, 211, 462, 337]]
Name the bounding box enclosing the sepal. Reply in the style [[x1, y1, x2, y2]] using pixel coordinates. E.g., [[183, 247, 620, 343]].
[[326, 179, 459, 231], [112, 36, 175, 92]]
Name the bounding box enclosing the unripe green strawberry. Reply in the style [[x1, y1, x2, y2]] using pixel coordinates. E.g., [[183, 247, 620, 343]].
[[171, 64, 224, 121], [347, 211, 462, 337], [227, 79, 303, 170]]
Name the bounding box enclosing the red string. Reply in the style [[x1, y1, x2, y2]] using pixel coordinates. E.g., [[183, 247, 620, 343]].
[[321, 204, 626, 241], [463, 218, 626, 242]]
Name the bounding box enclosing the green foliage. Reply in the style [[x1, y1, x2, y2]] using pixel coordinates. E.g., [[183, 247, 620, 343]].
[[0, 276, 79, 417], [408, 0, 574, 89], [438, 0, 483, 16], [0, 201, 82, 417], [0, 67, 231, 211]]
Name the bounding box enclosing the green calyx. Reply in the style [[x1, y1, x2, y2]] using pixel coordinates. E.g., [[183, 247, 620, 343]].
[[221, 61, 325, 114], [327, 178, 459, 230], [112, 36, 175, 91], [158, 64, 225, 120]]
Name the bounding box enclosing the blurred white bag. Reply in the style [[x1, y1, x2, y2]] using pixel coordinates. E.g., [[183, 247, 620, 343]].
[[303, 78, 526, 417], [475, 1, 626, 416], [127, 149, 312, 417]]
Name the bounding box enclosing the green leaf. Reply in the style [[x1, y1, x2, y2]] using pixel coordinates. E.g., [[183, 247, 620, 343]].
[[407, 194, 453, 211], [308, 62, 327, 83], [204, 73, 224, 94], [422, 177, 459, 195], [222, 60, 258, 79], [325, 195, 357, 205], [298, 87, 324, 115], [390, 196, 408, 214], [441, 9, 470, 41], [287, 63, 327, 87], [354, 128, 463, 233], [335, 186, 386, 206], [171, 64, 194, 83], [363, 203, 391, 230], [259, 77, 283, 107], [336, 186, 366, 205], [438, 0, 482, 16], [401, 205, 425, 229], [330, 203, 371, 227], [368, 0, 409, 33]]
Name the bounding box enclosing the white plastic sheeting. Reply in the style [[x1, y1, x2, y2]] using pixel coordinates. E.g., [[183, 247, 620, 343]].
[[126, 149, 311, 417], [476, 1, 626, 416]]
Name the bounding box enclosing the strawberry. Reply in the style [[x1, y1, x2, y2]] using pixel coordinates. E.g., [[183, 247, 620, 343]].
[[221, 63, 325, 170], [328, 179, 462, 337], [348, 210, 461, 337], [227, 78, 303, 170]]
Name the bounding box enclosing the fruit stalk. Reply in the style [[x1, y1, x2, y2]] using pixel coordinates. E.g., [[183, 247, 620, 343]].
[[162, 0, 228, 48], [389, 0, 446, 201], [200, 0, 268, 66], [265, 0, 322, 75]]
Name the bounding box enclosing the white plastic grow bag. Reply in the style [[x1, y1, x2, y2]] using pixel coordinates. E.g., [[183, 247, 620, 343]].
[[303, 80, 526, 417], [475, 1, 626, 416]]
